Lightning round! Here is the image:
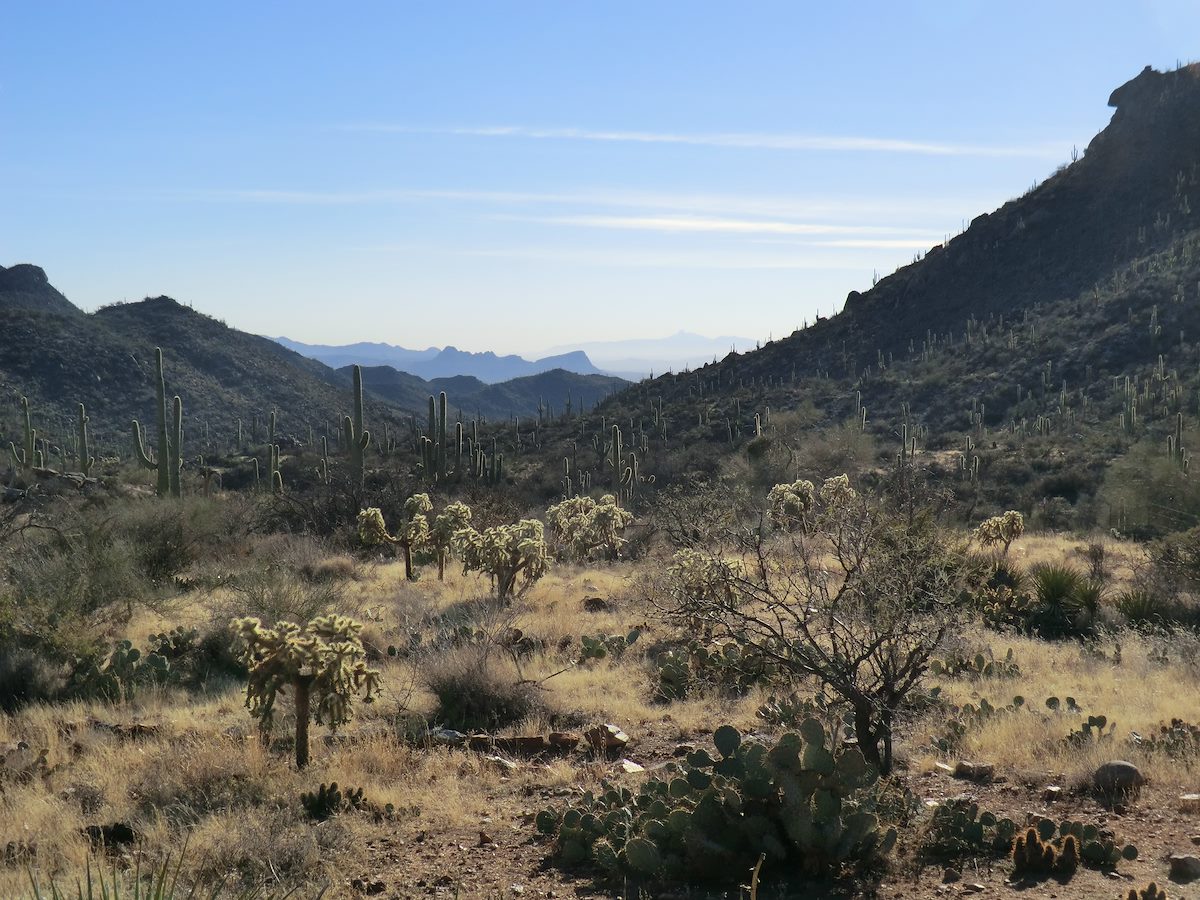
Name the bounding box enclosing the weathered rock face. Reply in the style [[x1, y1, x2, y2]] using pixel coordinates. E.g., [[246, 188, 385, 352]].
[[0, 263, 80, 317]]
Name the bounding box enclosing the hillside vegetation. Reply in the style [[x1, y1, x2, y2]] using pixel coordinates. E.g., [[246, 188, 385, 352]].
[[3, 65, 1200, 900]]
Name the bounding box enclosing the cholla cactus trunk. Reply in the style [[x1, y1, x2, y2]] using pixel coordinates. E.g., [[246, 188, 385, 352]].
[[294, 676, 312, 769], [76, 403, 93, 476]]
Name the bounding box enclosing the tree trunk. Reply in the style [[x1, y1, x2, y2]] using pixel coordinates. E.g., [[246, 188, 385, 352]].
[[853, 701, 888, 774], [404, 543, 413, 581], [294, 676, 312, 769], [438, 550, 445, 581]]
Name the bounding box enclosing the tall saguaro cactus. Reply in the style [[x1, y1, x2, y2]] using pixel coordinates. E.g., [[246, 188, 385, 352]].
[[131, 348, 182, 497], [76, 402, 94, 476], [8, 396, 41, 471], [342, 365, 370, 486]]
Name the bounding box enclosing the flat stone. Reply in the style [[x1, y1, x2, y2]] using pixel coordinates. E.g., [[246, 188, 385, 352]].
[[1180, 793, 1200, 813], [1042, 785, 1063, 802], [934, 762, 955, 775], [618, 759, 645, 774], [548, 732, 580, 751], [961, 884, 985, 894], [954, 761, 995, 782], [1169, 853, 1200, 880]]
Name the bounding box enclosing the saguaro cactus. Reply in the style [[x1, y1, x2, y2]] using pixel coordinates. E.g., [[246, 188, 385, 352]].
[[76, 402, 94, 476], [341, 365, 370, 485], [131, 348, 182, 497], [8, 396, 40, 471]]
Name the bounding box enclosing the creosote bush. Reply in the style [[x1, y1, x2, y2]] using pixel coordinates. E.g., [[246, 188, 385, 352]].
[[656, 475, 966, 774]]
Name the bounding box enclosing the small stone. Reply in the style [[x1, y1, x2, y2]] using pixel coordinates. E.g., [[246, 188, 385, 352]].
[[1169, 853, 1200, 880], [672, 743, 697, 758], [478, 831, 494, 846], [585, 724, 629, 753], [943, 866, 961, 883], [582, 596, 611, 612], [961, 883, 985, 894], [934, 762, 955, 775], [429, 728, 467, 746], [1042, 785, 1063, 802], [481, 755, 519, 774], [1180, 793, 1200, 813], [954, 761, 995, 782], [1191, 834, 1200, 845], [618, 759, 645, 774]]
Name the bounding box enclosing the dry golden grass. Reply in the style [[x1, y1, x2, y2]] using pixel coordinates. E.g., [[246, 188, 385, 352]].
[[5, 530, 1199, 897], [910, 627, 1200, 794]]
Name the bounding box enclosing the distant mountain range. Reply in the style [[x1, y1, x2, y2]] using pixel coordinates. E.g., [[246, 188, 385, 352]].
[[273, 337, 605, 383], [541, 331, 758, 379], [275, 330, 759, 382]]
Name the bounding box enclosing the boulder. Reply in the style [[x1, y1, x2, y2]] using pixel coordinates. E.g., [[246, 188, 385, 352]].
[[1169, 853, 1200, 881], [1093, 760, 1145, 797]]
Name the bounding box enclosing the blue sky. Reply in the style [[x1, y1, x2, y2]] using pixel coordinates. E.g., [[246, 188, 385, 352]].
[[2, 2, 1198, 355]]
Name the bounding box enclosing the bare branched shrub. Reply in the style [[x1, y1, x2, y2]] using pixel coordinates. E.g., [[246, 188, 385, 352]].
[[653, 477, 967, 774]]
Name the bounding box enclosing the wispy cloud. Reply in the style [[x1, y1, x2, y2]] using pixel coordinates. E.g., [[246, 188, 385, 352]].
[[452, 246, 860, 270], [347, 124, 1065, 159], [495, 213, 937, 238], [158, 186, 998, 228]]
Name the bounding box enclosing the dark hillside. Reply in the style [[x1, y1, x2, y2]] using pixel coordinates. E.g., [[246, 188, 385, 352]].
[[739, 64, 1200, 381]]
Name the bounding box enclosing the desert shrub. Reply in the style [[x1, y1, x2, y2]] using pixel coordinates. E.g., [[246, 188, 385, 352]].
[[0, 643, 67, 711], [300, 553, 358, 582], [422, 643, 542, 732], [131, 737, 280, 825], [189, 805, 353, 890], [222, 566, 344, 623], [655, 477, 967, 773]]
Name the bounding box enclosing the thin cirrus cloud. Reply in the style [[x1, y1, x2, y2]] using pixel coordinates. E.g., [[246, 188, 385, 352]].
[[161, 186, 989, 222], [494, 212, 939, 239], [347, 123, 1066, 159]]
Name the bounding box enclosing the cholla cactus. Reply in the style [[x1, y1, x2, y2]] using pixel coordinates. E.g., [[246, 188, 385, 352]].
[[430, 500, 473, 580], [767, 478, 815, 530], [819, 473, 857, 506], [667, 548, 744, 614], [232, 613, 380, 769], [457, 519, 549, 600], [976, 510, 1025, 555], [546, 494, 633, 560], [357, 507, 395, 547], [398, 493, 433, 580]]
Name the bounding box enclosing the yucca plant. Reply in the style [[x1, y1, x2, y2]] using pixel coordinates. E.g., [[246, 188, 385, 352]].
[[1027, 564, 1099, 639]]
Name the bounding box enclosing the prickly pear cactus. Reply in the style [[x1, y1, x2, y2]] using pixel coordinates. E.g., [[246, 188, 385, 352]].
[[533, 720, 895, 884]]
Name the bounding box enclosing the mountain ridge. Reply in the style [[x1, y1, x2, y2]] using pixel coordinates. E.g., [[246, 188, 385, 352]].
[[273, 336, 607, 382]]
